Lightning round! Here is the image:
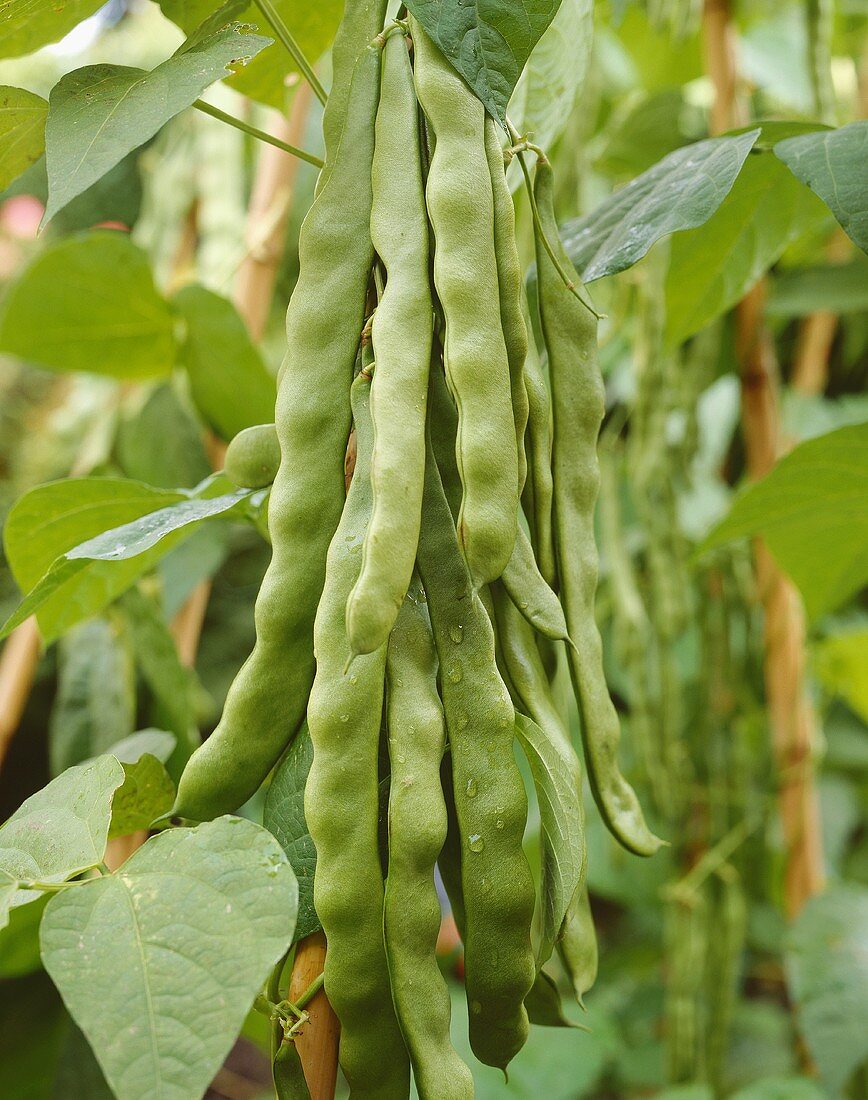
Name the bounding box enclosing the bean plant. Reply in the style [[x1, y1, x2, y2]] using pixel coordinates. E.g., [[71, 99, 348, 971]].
[[0, 1, 866, 1099]]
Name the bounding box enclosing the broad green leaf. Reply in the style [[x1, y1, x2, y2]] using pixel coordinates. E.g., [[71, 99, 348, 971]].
[[0, 0, 104, 59], [43, 25, 272, 223], [768, 257, 868, 316], [730, 1078, 826, 1100], [405, 0, 562, 123], [593, 88, 691, 178], [174, 284, 276, 440], [507, 0, 593, 170], [49, 617, 136, 777], [105, 729, 177, 765], [786, 884, 868, 1094], [0, 86, 47, 190], [514, 713, 585, 967], [700, 423, 868, 619], [525, 969, 583, 1029], [109, 754, 175, 839], [41, 817, 298, 1100], [116, 385, 211, 490], [1, 488, 252, 643], [775, 121, 868, 253], [0, 233, 176, 379], [159, 0, 343, 109], [665, 152, 829, 345], [561, 130, 759, 282], [813, 630, 868, 723], [0, 757, 124, 910], [264, 725, 318, 943]]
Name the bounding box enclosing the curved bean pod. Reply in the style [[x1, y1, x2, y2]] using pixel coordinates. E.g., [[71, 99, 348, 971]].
[[501, 525, 570, 643], [172, 43, 383, 822], [384, 581, 474, 1099], [532, 157, 662, 858], [347, 31, 433, 655], [306, 372, 409, 1099], [521, 337, 556, 587], [412, 20, 518, 587], [416, 427, 535, 1072]]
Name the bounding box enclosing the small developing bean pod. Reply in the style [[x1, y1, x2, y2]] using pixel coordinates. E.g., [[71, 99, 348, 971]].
[[171, 37, 384, 822], [384, 580, 474, 1099], [346, 29, 433, 656], [224, 423, 280, 490], [306, 372, 410, 1099], [532, 156, 663, 858], [416, 424, 536, 1073], [412, 19, 518, 588]]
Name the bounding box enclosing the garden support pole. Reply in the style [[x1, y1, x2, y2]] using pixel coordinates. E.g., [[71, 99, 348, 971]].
[[702, 0, 825, 920]]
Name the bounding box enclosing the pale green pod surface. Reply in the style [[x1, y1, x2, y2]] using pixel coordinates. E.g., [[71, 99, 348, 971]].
[[412, 19, 518, 588], [533, 158, 663, 858], [501, 525, 570, 643], [224, 423, 280, 490], [521, 337, 556, 587], [347, 32, 433, 656], [384, 582, 474, 1100], [172, 45, 383, 822], [416, 426, 535, 1073], [557, 884, 598, 1006], [306, 373, 409, 1099], [484, 116, 530, 494]]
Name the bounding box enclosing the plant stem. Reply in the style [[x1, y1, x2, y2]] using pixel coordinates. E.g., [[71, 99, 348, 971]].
[[252, 0, 327, 105], [295, 971, 324, 1012], [193, 100, 323, 168]]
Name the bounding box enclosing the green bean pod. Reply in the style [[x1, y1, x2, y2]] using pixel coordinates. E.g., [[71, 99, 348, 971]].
[[347, 32, 433, 656], [533, 157, 662, 858], [224, 422, 280, 490], [384, 581, 474, 1100], [412, 20, 518, 588], [416, 427, 535, 1072], [501, 525, 570, 643], [557, 884, 598, 1006], [306, 373, 409, 1099], [171, 44, 384, 821], [484, 115, 530, 493], [522, 338, 556, 587]]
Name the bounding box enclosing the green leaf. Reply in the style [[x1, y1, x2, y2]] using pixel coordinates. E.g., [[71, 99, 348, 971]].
[[0, 86, 47, 190], [109, 754, 175, 839], [159, 0, 343, 110], [768, 257, 868, 316], [41, 817, 298, 1100], [174, 285, 276, 441], [0, 870, 17, 931], [0, 893, 47, 978], [0, 232, 176, 379], [700, 423, 868, 619], [405, 0, 562, 123], [813, 629, 868, 724], [116, 385, 212, 490], [514, 713, 585, 968], [264, 726, 319, 943], [561, 130, 759, 282], [729, 1078, 826, 1100], [104, 729, 177, 765], [507, 0, 593, 168], [525, 969, 583, 1028], [665, 152, 829, 345], [43, 25, 272, 223], [786, 884, 868, 1094], [0, 0, 104, 59], [775, 121, 868, 253], [49, 616, 136, 776], [0, 757, 124, 913]]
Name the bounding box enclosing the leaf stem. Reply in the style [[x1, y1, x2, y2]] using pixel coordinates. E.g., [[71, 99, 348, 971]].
[[192, 100, 323, 168], [252, 0, 327, 105], [294, 971, 324, 1012]]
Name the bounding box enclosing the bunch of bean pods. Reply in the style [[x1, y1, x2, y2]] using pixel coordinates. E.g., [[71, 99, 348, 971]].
[[173, 5, 662, 1095]]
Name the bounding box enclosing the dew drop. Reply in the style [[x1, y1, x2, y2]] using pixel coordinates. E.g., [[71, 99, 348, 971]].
[[466, 778, 478, 798], [495, 818, 505, 830], [350, 675, 358, 685], [470, 1000, 482, 1016], [468, 833, 484, 853], [448, 666, 462, 683], [339, 714, 349, 723], [456, 713, 469, 730], [449, 624, 464, 644]]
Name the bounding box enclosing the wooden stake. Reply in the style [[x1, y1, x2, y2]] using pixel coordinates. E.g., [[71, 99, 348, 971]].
[[286, 932, 340, 1100], [0, 618, 42, 773], [703, 0, 825, 918]]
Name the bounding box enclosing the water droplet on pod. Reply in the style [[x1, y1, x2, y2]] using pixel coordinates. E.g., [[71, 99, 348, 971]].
[[468, 834, 484, 853]]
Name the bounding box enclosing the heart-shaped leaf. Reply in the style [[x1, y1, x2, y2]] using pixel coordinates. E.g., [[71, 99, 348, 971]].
[[0, 0, 104, 59], [0, 757, 124, 918], [406, 0, 562, 123], [43, 25, 272, 223], [41, 817, 298, 1100]]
